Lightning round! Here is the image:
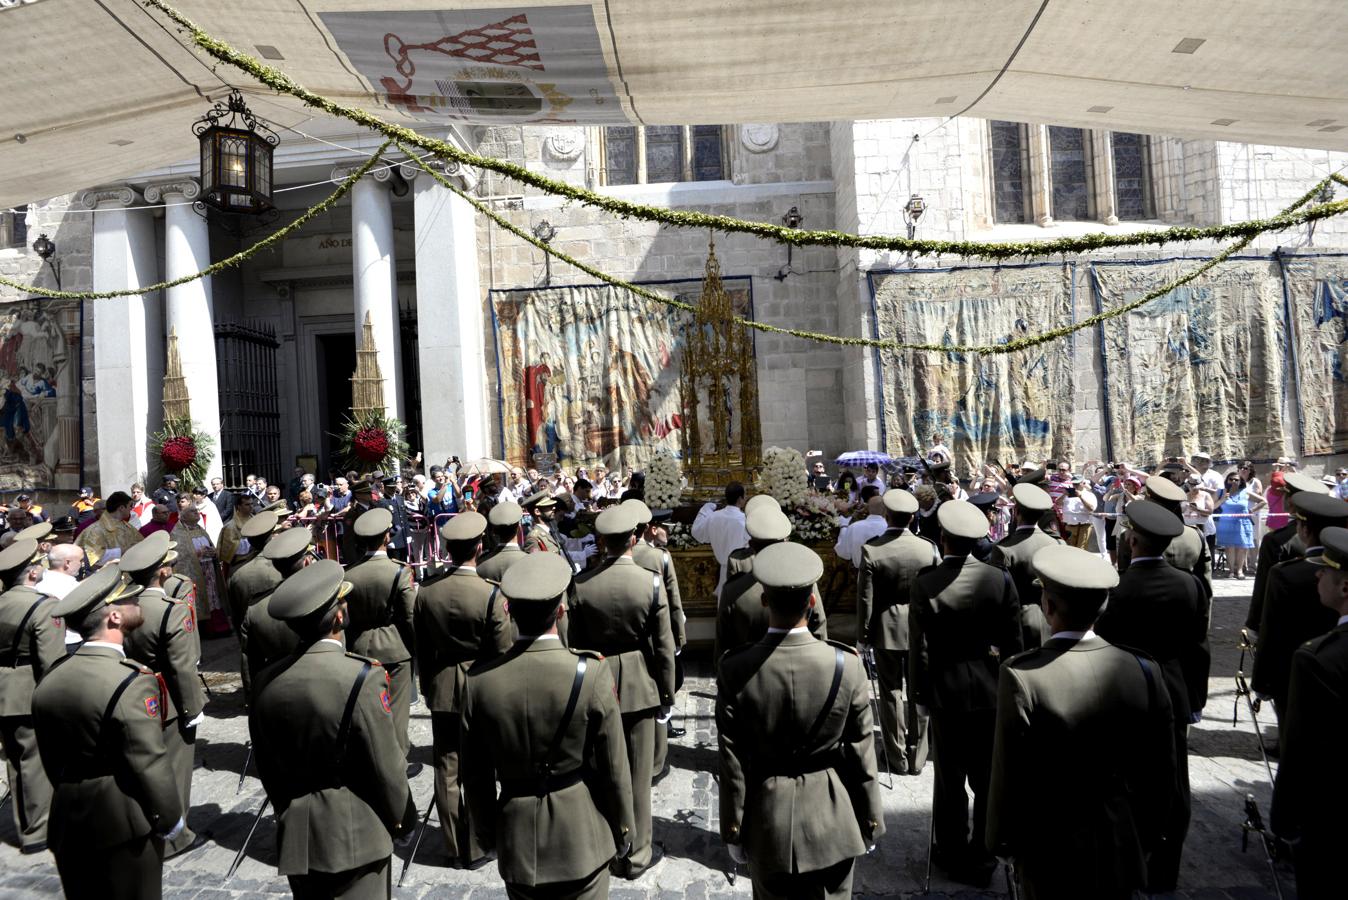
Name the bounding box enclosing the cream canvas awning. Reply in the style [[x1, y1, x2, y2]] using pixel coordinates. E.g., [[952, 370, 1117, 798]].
[[3, 0, 1347, 207]]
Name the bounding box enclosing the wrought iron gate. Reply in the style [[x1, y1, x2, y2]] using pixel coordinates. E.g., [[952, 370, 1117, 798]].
[[214, 321, 280, 488]]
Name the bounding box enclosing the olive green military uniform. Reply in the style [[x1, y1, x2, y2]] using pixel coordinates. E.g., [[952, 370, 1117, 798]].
[[1272, 619, 1348, 899], [989, 524, 1062, 649], [988, 636, 1177, 899], [633, 537, 684, 776], [463, 641, 634, 898], [0, 540, 63, 851], [1247, 520, 1302, 631], [343, 551, 417, 754], [339, 497, 376, 566], [1117, 477, 1214, 601], [717, 541, 884, 900], [1253, 548, 1337, 722], [414, 561, 511, 862], [909, 504, 1022, 877], [227, 553, 281, 628], [478, 543, 526, 583], [523, 522, 564, 555], [717, 567, 827, 660], [857, 524, 939, 773], [123, 583, 205, 855], [570, 538, 676, 876], [725, 546, 754, 580], [238, 527, 314, 696], [250, 560, 414, 899], [33, 566, 182, 900], [1095, 503, 1209, 894]]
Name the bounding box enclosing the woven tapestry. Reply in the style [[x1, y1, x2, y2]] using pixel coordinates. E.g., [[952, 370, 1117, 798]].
[[490, 280, 751, 471], [1092, 258, 1288, 464], [1279, 253, 1348, 455], [870, 264, 1075, 473], [0, 297, 80, 489]]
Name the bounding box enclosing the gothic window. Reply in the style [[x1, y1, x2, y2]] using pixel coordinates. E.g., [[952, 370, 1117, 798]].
[[1048, 126, 1094, 221], [601, 126, 728, 185], [989, 121, 1030, 224], [0, 205, 27, 249], [1112, 132, 1154, 221]]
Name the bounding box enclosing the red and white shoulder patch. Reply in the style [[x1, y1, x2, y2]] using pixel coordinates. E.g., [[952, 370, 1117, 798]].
[[144, 695, 160, 718]]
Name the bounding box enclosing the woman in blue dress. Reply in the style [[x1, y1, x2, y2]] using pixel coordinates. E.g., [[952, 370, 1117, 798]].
[[1215, 470, 1265, 579]]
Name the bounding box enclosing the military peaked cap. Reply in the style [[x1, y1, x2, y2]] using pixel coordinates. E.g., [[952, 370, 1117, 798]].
[[500, 553, 573, 604], [753, 542, 823, 590], [487, 502, 524, 527], [354, 507, 393, 538], [1033, 544, 1119, 591], [268, 559, 351, 621], [1125, 499, 1184, 539], [938, 499, 990, 539], [441, 511, 487, 542], [51, 565, 143, 620], [882, 488, 918, 514], [119, 531, 178, 575]]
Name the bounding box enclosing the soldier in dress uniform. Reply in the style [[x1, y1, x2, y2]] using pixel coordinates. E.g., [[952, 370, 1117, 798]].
[[239, 527, 314, 691], [33, 565, 184, 899], [0, 537, 61, 853], [477, 501, 527, 583], [414, 511, 512, 866], [717, 504, 828, 659], [119, 532, 207, 859], [909, 499, 1022, 886], [987, 545, 1177, 899], [1095, 500, 1209, 893], [1118, 475, 1213, 599], [857, 488, 940, 775], [989, 482, 1062, 650], [250, 559, 415, 899], [1271, 525, 1348, 899], [967, 492, 1000, 561], [624, 498, 686, 780], [225, 510, 284, 629], [725, 495, 779, 580], [718, 541, 884, 899], [1247, 472, 1330, 634], [461, 553, 635, 898], [569, 504, 676, 878], [339, 479, 377, 566], [522, 492, 567, 557], [15, 521, 53, 566], [1251, 491, 1348, 728], [342, 508, 417, 755]]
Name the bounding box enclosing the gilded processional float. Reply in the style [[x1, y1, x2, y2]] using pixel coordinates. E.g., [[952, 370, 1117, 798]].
[[664, 239, 856, 626]]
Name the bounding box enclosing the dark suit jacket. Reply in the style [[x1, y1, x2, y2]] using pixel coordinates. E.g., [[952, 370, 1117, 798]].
[[210, 489, 236, 523], [909, 555, 1022, 713], [1247, 522, 1302, 631], [990, 526, 1062, 650], [988, 637, 1176, 897], [1096, 559, 1210, 723]]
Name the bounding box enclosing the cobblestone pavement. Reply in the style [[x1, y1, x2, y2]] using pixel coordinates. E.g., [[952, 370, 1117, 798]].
[[0, 578, 1295, 898]]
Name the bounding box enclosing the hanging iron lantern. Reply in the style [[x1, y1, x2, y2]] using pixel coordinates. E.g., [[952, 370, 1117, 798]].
[[194, 90, 278, 215]]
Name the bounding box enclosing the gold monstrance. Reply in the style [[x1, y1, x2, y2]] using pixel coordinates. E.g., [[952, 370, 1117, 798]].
[[680, 235, 762, 498], [351, 311, 386, 418]]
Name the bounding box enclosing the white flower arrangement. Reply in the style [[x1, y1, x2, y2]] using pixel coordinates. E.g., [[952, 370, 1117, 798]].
[[645, 453, 683, 510], [761, 445, 808, 508], [787, 512, 838, 544], [665, 521, 700, 549]]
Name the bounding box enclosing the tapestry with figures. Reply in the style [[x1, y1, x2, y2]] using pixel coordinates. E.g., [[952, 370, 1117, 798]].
[[1091, 258, 1289, 464], [0, 298, 80, 489], [870, 263, 1076, 473], [490, 279, 752, 471], [1279, 253, 1348, 456]]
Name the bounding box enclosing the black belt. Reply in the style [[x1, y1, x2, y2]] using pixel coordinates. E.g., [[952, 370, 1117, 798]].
[[497, 767, 585, 800]]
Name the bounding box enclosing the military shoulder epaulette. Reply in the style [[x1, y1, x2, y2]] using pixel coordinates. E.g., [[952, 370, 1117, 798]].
[[344, 651, 383, 667], [1001, 646, 1043, 667], [569, 646, 604, 660], [1308, 628, 1346, 655], [824, 639, 859, 656], [717, 641, 757, 665], [119, 658, 154, 675], [418, 565, 453, 587]]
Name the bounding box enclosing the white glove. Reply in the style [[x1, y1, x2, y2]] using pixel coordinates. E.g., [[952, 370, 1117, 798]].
[[657, 706, 674, 724], [186, 712, 206, 729], [161, 816, 186, 842], [727, 843, 748, 865]]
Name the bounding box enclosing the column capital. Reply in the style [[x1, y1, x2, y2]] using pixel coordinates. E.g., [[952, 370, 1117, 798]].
[[76, 185, 141, 210], [332, 163, 396, 184], [144, 178, 201, 204], [416, 158, 479, 193], [395, 159, 422, 183]]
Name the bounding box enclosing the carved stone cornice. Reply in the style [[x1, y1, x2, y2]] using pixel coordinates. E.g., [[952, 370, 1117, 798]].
[[76, 185, 139, 210], [143, 178, 201, 204]]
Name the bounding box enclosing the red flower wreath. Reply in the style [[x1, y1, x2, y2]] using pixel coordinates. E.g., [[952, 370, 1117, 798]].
[[353, 427, 390, 462], [160, 435, 198, 472]]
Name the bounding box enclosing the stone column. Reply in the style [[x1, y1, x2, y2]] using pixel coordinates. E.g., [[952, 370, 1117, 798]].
[[145, 178, 223, 483], [53, 305, 81, 489], [339, 164, 403, 421], [1027, 125, 1055, 227], [1091, 130, 1120, 226], [413, 161, 490, 461], [78, 186, 164, 496]]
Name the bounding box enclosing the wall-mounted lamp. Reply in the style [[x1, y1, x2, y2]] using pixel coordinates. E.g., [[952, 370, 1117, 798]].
[[903, 194, 927, 239], [532, 219, 558, 286], [774, 206, 803, 281], [31, 233, 60, 288]]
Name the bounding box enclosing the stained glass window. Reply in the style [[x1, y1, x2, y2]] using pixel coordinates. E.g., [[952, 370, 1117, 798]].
[[605, 126, 637, 185], [1112, 132, 1153, 220], [1049, 126, 1092, 221], [692, 125, 724, 181], [989, 121, 1028, 224]]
